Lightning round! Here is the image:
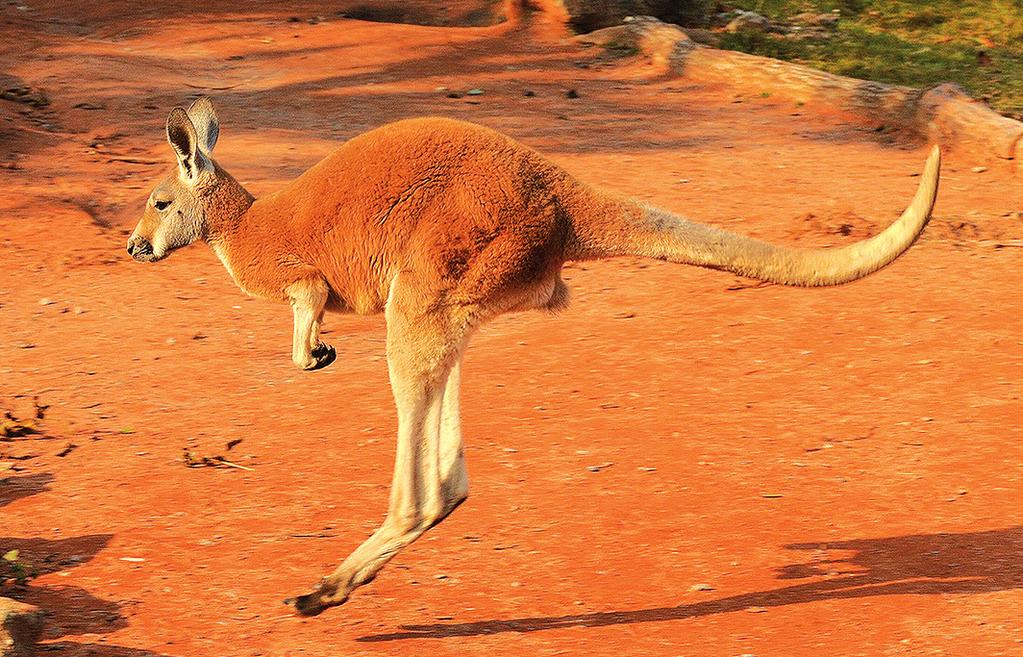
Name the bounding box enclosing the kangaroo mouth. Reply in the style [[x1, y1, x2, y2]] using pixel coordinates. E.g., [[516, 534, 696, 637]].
[[131, 250, 163, 262], [126, 237, 164, 262]]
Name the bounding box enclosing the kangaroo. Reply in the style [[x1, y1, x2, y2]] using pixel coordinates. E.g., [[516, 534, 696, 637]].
[[128, 97, 940, 615]]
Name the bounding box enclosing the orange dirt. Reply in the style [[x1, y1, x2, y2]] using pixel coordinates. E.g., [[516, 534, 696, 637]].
[[2, 3, 1022, 656]]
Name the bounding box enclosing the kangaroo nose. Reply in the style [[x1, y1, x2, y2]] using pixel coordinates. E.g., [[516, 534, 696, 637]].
[[127, 236, 154, 260]]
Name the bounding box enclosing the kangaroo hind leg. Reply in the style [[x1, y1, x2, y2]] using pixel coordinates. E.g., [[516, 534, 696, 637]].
[[290, 277, 470, 615]]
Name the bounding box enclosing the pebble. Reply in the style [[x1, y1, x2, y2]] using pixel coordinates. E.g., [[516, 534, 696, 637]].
[[971, 166, 988, 173], [38, 297, 54, 305]]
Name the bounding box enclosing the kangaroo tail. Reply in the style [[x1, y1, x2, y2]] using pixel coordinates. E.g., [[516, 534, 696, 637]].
[[570, 146, 940, 287]]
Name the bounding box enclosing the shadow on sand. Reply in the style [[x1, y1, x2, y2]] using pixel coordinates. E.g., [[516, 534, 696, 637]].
[[1, 473, 174, 656], [358, 525, 1023, 641]]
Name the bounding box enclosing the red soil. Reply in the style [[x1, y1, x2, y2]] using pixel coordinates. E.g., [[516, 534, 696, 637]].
[[1, 3, 1022, 656]]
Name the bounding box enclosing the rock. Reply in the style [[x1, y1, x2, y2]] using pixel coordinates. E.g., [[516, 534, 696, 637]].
[[0, 597, 44, 657], [725, 10, 771, 33], [576, 17, 692, 70], [971, 166, 988, 173], [711, 11, 737, 27]]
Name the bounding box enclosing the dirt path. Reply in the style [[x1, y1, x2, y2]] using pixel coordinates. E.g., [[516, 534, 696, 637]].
[[2, 3, 1022, 656]]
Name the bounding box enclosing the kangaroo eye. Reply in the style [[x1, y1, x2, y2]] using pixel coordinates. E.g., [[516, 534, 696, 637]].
[[154, 199, 171, 211]]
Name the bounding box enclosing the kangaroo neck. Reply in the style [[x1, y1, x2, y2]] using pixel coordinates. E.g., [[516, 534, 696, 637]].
[[203, 178, 256, 244]]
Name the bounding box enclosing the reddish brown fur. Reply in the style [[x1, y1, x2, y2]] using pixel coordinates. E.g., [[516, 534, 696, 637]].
[[211, 117, 626, 317]]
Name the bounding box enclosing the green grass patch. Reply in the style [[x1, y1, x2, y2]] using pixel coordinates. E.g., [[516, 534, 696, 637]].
[[719, 0, 1023, 119]]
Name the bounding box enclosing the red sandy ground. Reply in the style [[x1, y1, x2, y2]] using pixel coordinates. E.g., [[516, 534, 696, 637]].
[[2, 3, 1022, 656]]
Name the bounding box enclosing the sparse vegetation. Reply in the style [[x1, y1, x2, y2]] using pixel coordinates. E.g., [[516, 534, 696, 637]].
[[1, 398, 47, 439], [182, 446, 252, 471], [1, 550, 37, 588], [718, 0, 1023, 119]]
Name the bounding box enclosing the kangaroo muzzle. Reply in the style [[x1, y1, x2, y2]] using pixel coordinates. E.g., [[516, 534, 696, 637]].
[[127, 236, 157, 262]]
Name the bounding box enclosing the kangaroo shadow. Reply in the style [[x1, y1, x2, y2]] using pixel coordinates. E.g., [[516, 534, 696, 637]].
[[357, 525, 1023, 641], [1, 474, 174, 656]]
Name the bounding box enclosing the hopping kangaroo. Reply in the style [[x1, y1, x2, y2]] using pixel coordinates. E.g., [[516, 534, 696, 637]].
[[129, 97, 940, 615]]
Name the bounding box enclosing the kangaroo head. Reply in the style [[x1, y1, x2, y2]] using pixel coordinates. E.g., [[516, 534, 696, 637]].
[[128, 97, 250, 262]]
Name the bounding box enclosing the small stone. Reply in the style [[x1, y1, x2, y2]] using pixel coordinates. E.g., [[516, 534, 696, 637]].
[[523, 90, 536, 97], [587, 462, 614, 473], [73, 306, 85, 315], [38, 298, 54, 306], [466, 88, 484, 96], [971, 166, 988, 173], [726, 10, 771, 33], [689, 583, 715, 591], [565, 89, 580, 99], [165, 337, 177, 345]]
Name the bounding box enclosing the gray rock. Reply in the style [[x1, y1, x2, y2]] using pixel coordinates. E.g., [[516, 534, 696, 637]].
[[0, 598, 44, 657], [725, 10, 771, 33]]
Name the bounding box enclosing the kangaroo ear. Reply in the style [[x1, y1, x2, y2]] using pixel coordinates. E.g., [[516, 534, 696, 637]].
[[166, 107, 210, 180], [186, 96, 220, 154]]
